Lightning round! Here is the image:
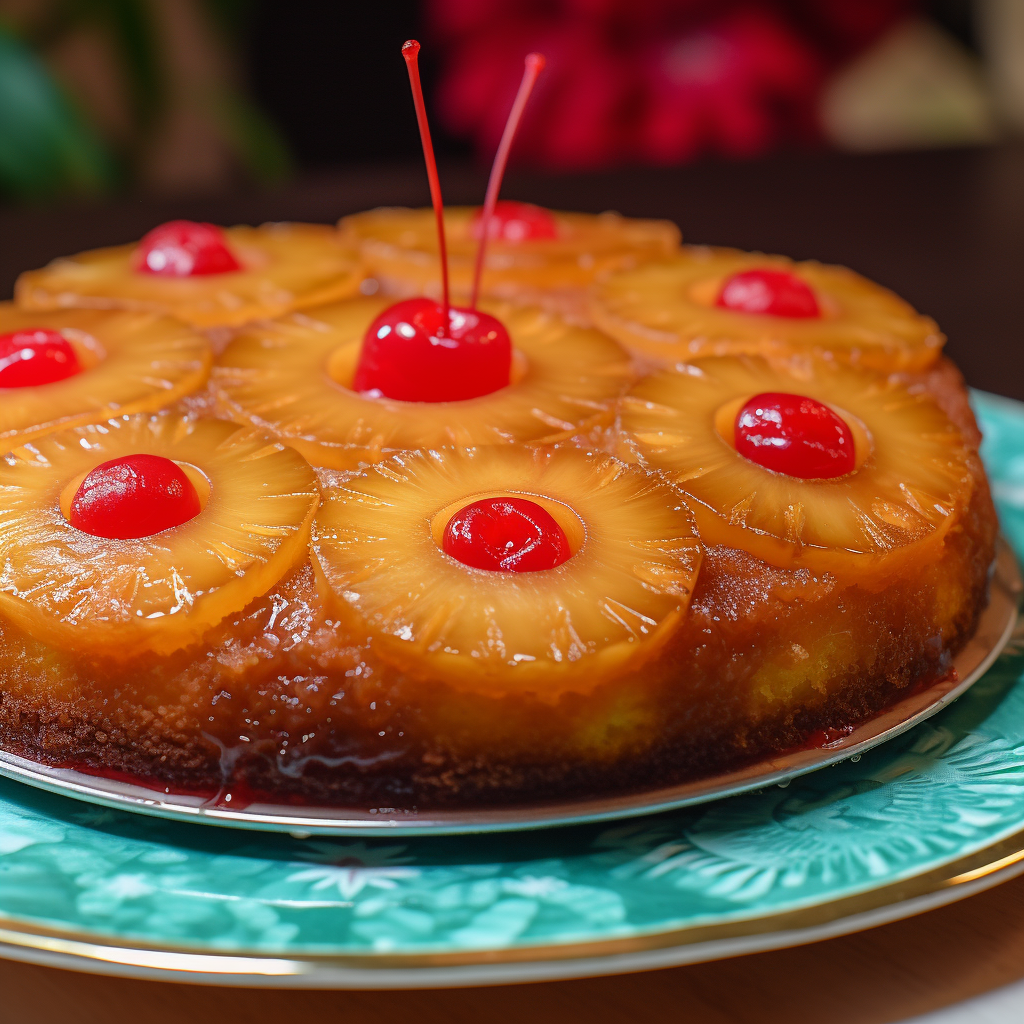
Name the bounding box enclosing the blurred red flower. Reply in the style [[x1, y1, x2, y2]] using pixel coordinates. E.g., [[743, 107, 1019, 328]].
[[429, 0, 915, 169]]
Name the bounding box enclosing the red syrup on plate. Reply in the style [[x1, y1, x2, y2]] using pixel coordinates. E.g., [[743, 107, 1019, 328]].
[[52, 758, 317, 810], [796, 666, 960, 754], [52, 760, 221, 800], [803, 725, 856, 750]]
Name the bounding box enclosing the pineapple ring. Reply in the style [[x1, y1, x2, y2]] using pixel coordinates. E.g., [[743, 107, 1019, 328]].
[[15, 223, 364, 330], [0, 413, 319, 659], [619, 355, 977, 586], [311, 445, 702, 696], [339, 206, 680, 299], [0, 305, 211, 448], [590, 247, 944, 372], [214, 296, 634, 469]]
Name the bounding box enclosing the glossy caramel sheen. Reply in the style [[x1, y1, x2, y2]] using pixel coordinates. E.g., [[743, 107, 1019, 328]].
[[0, 455, 995, 808], [591, 246, 944, 371], [215, 298, 633, 469], [0, 305, 212, 448], [0, 414, 320, 659], [16, 223, 363, 330], [339, 206, 680, 312]]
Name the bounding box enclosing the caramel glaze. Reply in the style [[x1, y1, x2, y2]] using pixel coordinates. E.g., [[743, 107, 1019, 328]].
[[898, 355, 981, 446], [0, 443, 996, 811]]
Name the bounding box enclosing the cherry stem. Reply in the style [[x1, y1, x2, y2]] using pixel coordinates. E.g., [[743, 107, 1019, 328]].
[[402, 39, 450, 336], [470, 53, 546, 310]]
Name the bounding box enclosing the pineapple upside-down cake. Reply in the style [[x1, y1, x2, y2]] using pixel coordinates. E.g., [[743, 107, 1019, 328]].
[[0, 212, 996, 809], [0, 42, 999, 811]]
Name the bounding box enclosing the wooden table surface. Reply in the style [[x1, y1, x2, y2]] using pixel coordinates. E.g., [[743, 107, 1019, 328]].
[[1, 143, 1023, 1022]]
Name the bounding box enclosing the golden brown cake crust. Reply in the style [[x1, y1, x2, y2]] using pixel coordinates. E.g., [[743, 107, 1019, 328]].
[[0, 455, 996, 809]]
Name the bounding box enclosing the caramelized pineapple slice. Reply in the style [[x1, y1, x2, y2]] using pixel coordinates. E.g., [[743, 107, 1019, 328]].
[[311, 445, 702, 694], [15, 223, 363, 330], [619, 355, 976, 586], [214, 297, 633, 469], [0, 413, 319, 659], [591, 247, 943, 372], [339, 206, 679, 300], [0, 305, 211, 448]]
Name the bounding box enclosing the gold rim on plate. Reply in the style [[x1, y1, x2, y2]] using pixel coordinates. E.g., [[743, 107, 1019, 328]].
[[1, 817, 1024, 987]]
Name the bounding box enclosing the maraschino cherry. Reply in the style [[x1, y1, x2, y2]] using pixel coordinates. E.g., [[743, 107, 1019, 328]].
[[0, 329, 81, 387], [717, 269, 820, 318], [353, 298, 510, 401], [734, 392, 855, 479], [469, 200, 558, 242], [352, 43, 545, 403], [69, 454, 201, 539], [443, 497, 571, 572], [136, 220, 241, 277]]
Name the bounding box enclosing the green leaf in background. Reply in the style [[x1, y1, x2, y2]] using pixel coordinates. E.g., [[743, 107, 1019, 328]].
[[0, 1, 290, 200], [0, 24, 116, 198], [196, 1, 294, 185], [25, 0, 166, 150], [197, 0, 249, 40], [208, 84, 293, 184], [97, 0, 165, 141]]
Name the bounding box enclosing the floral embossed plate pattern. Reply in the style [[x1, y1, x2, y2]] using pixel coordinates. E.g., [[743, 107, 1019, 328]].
[[0, 390, 1023, 986]]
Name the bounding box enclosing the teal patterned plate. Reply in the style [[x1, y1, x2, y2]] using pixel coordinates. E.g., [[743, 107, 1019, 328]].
[[2, 390, 1024, 987]]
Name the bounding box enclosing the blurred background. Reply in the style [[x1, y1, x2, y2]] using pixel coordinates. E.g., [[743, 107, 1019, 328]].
[[0, 0, 1021, 200], [1, 0, 1022, 399]]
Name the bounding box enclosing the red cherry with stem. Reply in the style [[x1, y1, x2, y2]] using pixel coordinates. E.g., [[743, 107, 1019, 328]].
[[470, 200, 558, 242], [136, 220, 241, 277], [717, 269, 820, 318], [354, 297, 511, 401], [471, 53, 547, 308], [734, 392, 855, 479], [69, 454, 202, 539], [403, 40, 451, 334], [443, 496, 571, 572], [0, 329, 81, 387], [354, 40, 520, 402]]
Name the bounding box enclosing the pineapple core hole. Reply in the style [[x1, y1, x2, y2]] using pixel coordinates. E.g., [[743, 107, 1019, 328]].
[[59, 460, 211, 523], [430, 491, 585, 556], [713, 395, 872, 472], [327, 340, 528, 392]]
